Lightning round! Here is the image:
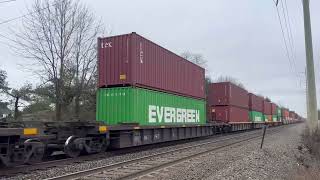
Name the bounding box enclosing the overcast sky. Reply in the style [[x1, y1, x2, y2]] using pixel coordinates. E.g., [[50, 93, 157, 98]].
[[0, 0, 319, 117]]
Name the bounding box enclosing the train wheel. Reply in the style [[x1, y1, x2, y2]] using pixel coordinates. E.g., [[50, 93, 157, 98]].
[[64, 136, 82, 158], [24, 139, 45, 165], [98, 137, 108, 152], [42, 149, 54, 160]]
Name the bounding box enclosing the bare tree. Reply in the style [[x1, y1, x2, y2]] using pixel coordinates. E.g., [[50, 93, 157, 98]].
[[0, 101, 10, 118], [215, 76, 246, 90], [205, 76, 212, 95], [181, 51, 207, 69], [14, 0, 102, 121], [0, 69, 8, 91], [69, 5, 101, 120], [5, 84, 33, 120]]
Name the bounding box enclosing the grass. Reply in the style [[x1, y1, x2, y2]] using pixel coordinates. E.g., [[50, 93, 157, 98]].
[[292, 127, 320, 180], [301, 128, 320, 159]]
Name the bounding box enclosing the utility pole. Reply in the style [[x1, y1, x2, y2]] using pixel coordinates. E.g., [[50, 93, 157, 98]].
[[302, 0, 318, 133]]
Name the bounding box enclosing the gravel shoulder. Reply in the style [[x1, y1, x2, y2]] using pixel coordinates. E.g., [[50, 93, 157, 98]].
[[149, 123, 317, 180]]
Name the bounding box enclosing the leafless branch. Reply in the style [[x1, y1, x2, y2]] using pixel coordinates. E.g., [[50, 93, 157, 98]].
[[13, 0, 104, 120]]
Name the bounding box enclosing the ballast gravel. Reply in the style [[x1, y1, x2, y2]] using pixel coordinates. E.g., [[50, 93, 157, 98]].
[[150, 123, 310, 180]]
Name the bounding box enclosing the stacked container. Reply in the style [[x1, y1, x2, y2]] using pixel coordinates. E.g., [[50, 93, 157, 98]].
[[277, 107, 282, 122], [207, 82, 249, 123], [96, 32, 206, 126], [281, 108, 290, 124], [248, 93, 264, 122], [271, 103, 278, 122], [289, 111, 296, 121], [263, 100, 272, 122]]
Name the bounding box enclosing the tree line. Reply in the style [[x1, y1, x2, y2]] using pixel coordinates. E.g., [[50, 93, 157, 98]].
[[0, 0, 245, 122], [1, 0, 100, 122]]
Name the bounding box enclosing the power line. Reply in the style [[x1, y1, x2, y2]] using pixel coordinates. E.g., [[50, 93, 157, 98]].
[[273, 0, 303, 89], [0, 1, 57, 25], [283, 0, 297, 60], [0, 33, 15, 42], [0, 0, 16, 4], [280, 0, 297, 72], [274, 5, 295, 76]]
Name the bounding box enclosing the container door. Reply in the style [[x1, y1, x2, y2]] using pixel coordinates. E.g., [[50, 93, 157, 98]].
[[98, 34, 132, 86], [211, 108, 216, 121]]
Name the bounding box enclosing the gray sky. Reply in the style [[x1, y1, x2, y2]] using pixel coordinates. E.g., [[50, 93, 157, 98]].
[[0, 0, 319, 117]]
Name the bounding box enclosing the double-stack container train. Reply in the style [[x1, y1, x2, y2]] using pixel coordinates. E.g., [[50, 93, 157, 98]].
[[0, 32, 304, 167], [248, 93, 264, 123]]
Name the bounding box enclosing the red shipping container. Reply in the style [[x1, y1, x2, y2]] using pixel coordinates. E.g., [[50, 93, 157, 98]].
[[289, 111, 296, 119], [281, 108, 289, 120], [208, 105, 249, 123], [248, 93, 264, 112], [98, 32, 205, 99], [263, 100, 271, 115], [271, 103, 277, 115], [267, 115, 272, 122], [207, 82, 248, 108]]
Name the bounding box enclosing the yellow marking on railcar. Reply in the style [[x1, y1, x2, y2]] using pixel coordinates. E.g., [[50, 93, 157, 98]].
[[99, 126, 108, 133], [23, 128, 38, 135]]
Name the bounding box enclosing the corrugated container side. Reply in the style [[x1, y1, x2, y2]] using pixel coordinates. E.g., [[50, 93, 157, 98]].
[[281, 108, 289, 119], [207, 82, 249, 108], [209, 105, 249, 123], [249, 111, 264, 122], [289, 111, 296, 120], [98, 33, 205, 99], [263, 100, 272, 115], [277, 107, 282, 117], [272, 115, 278, 122], [277, 107, 282, 121], [271, 103, 277, 115], [248, 93, 264, 112], [263, 114, 272, 122], [97, 87, 206, 126]]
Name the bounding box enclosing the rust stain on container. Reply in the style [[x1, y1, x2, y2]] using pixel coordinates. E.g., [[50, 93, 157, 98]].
[[98, 32, 205, 99]]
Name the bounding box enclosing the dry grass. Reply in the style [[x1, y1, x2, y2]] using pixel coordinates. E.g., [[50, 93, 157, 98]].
[[301, 128, 320, 159], [291, 128, 320, 180], [292, 168, 320, 180]]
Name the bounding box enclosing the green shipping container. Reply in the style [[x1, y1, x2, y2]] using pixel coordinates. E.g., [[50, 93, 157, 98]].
[[277, 107, 282, 121], [272, 115, 278, 122], [249, 111, 263, 122], [97, 87, 206, 126]]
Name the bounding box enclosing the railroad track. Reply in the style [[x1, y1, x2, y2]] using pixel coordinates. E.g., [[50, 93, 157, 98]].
[[0, 154, 105, 177], [0, 129, 238, 177], [45, 126, 286, 180]]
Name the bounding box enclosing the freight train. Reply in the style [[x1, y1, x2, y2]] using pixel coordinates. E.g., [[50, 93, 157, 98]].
[[0, 32, 304, 167]]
